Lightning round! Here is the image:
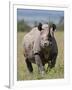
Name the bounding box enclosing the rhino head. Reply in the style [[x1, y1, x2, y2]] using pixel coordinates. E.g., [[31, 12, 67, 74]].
[[40, 24, 56, 49]]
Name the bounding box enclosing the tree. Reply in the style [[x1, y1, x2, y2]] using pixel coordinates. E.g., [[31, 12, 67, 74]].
[[17, 20, 31, 32], [58, 16, 64, 31]]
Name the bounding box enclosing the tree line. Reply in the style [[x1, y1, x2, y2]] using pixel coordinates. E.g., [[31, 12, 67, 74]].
[[17, 17, 64, 32], [17, 20, 31, 32]]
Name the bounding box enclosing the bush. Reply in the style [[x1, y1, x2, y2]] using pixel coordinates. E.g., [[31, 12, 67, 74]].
[[17, 20, 31, 32]]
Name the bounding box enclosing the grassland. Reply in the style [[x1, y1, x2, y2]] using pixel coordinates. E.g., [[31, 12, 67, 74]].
[[17, 31, 64, 80]]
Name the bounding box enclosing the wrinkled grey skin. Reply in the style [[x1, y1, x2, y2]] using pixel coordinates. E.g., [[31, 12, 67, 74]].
[[22, 24, 58, 75]]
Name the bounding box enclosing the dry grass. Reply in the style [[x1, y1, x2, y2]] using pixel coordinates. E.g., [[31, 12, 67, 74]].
[[17, 31, 64, 80]]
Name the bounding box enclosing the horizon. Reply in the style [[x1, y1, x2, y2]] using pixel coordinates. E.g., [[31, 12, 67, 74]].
[[17, 9, 64, 27]]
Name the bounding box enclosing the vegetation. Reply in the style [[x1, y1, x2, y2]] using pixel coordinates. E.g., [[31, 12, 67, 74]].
[[17, 20, 31, 32], [17, 15, 64, 32], [17, 31, 64, 80], [17, 17, 64, 80]]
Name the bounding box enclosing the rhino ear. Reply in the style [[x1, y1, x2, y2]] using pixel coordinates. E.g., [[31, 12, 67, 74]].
[[38, 23, 42, 31], [52, 24, 56, 31], [49, 24, 56, 32]]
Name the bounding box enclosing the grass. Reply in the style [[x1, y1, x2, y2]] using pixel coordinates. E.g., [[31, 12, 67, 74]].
[[17, 31, 64, 80]]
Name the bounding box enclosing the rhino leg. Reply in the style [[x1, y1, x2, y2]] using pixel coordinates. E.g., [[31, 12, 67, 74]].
[[51, 53, 57, 68], [25, 58, 33, 73], [34, 54, 45, 75], [46, 60, 52, 72], [47, 53, 57, 70]]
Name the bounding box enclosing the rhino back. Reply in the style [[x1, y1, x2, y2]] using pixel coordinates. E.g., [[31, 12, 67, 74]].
[[22, 27, 40, 59]]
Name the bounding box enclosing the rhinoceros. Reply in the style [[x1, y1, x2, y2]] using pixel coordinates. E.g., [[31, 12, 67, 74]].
[[22, 23, 58, 75]]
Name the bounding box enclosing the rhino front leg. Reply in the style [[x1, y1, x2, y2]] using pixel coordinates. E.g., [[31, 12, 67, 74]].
[[25, 58, 33, 73], [34, 54, 45, 75], [48, 53, 57, 69], [51, 53, 57, 68]]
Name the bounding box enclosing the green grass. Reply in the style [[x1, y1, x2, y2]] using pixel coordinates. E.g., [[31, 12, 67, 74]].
[[17, 31, 64, 80]]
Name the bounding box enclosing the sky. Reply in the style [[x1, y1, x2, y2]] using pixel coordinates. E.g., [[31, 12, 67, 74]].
[[17, 9, 64, 27]]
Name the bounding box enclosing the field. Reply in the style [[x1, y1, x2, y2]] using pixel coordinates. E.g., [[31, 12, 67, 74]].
[[17, 31, 64, 80]]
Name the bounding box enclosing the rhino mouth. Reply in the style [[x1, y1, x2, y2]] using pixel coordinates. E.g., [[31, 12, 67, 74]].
[[41, 45, 51, 52], [41, 47, 51, 59]]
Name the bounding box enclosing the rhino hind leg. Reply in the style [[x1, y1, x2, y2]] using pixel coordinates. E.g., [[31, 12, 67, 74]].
[[25, 58, 33, 73]]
